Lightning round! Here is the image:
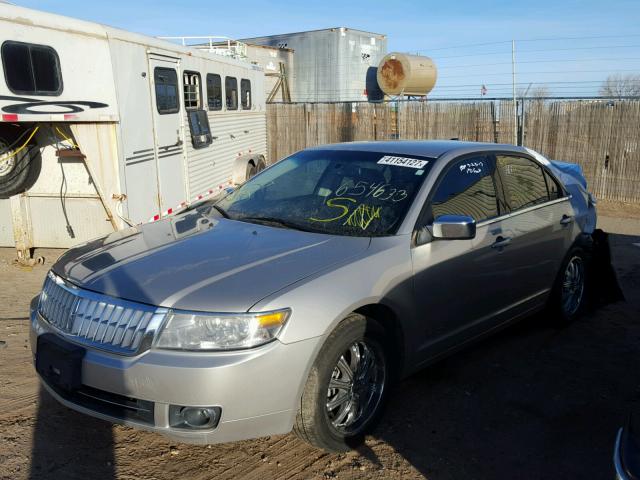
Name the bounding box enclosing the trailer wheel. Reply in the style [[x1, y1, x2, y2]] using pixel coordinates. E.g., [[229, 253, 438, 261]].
[[0, 126, 41, 199], [256, 157, 267, 173]]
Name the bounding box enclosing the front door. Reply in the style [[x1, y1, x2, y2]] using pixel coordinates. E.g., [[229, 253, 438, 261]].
[[411, 154, 511, 361], [148, 55, 186, 214]]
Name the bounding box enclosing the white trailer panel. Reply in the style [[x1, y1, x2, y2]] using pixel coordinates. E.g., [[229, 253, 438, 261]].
[[0, 4, 268, 259]]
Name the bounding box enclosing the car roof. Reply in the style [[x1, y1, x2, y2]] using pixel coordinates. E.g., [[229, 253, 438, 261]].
[[306, 140, 529, 158]]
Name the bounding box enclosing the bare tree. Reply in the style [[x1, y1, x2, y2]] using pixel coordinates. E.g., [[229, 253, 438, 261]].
[[599, 74, 640, 98], [517, 85, 550, 99]]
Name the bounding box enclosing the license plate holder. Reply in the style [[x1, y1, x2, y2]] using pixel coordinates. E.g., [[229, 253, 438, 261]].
[[36, 333, 85, 391]]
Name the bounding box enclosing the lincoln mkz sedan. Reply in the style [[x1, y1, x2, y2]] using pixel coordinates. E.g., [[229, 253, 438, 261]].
[[30, 141, 597, 452]]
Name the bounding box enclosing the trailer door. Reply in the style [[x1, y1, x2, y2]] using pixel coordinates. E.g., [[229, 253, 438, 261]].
[[148, 55, 186, 215]]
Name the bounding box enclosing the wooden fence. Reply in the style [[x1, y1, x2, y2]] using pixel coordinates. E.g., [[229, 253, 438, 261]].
[[266, 100, 640, 203]]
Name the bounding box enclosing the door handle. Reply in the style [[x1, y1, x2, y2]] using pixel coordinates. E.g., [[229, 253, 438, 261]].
[[491, 236, 512, 249], [560, 215, 573, 226]]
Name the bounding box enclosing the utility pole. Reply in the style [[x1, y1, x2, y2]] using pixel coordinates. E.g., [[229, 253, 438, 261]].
[[521, 82, 532, 146], [511, 39, 517, 145]]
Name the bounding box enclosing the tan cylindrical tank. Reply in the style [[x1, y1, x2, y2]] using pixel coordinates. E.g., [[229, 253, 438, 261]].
[[377, 53, 437, 96]]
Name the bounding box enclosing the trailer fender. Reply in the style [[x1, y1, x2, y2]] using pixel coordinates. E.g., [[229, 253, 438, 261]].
[[232, 153, 267, 184]]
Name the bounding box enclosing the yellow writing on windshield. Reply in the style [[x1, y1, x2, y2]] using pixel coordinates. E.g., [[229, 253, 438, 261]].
[[343, 204, 381, 230], [309, 197, 356, 222]]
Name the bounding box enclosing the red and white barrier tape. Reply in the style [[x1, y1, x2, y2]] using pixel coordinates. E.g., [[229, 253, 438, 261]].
[[147, 180, 234, 223]]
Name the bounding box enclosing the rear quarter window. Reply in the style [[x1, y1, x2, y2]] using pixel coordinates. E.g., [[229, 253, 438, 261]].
[[544, 169, 563, 200]]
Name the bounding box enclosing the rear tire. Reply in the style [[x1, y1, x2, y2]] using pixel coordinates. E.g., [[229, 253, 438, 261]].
[[0, 126, 41, 199], [549, 246, 589, 325], [293, 314, 389, 452]]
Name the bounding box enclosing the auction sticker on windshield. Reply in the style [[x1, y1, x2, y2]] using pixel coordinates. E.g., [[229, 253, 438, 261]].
[[377, 155, 429, 169]]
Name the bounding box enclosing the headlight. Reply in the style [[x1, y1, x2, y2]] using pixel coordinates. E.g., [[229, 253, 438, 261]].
[[155, 309, 291, 351]]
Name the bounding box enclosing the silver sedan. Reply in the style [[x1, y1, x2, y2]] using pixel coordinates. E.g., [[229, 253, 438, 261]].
[[30, 141, 597, 452]]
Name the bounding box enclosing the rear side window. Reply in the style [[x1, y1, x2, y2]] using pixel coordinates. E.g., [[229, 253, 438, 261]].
[[497, 155, 551, 211], [225, 76, 238, 110], [183, 71, 201, 110], [241, 79, 251, 110], [154, 67, 179, 114], [206, 74, 222, 110], [1, 41, 62, 95], [431, 155, 499, 222]]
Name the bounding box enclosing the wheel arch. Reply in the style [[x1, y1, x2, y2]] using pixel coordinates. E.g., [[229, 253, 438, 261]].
[[231, 153, 266, 185], [353, 303, 405, 381]]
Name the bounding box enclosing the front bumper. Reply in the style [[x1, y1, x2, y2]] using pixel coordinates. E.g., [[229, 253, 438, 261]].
[[30, 302, 322, 444]]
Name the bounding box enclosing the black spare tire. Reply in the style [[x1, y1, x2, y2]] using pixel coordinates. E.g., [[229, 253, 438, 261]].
[[0, 125, 41, 199]]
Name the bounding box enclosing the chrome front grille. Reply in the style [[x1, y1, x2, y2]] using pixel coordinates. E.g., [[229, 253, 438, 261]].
[[38, 272, 168, 355]]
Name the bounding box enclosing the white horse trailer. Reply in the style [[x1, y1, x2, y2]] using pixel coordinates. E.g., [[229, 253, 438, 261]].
[[0, 4, 267, 262]]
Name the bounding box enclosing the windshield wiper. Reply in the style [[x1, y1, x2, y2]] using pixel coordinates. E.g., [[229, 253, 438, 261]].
[[237, 216, 316, 232], [212, 204, 230, 218]]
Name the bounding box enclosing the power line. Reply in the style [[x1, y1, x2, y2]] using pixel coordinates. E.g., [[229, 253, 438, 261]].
[[439, 68, 640, 79], [437, 57, 640, 70], [434, 44, 640, 60], [414, 33, 640, 53]]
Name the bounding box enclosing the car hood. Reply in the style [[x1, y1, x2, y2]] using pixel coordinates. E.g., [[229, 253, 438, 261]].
[[53, 210, 370, 312]]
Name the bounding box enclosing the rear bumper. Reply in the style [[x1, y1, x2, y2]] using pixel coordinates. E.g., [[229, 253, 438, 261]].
[[30, 302, 322, 444]]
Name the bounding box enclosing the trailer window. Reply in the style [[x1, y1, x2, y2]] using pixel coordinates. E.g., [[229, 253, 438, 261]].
[[183, 71, 201, 110], [241, 79, 251, 110], [1, 41, 62, 95], [187, 110, 213, 149], [206, 74, 222, 111], [225, 76, 238, 110], [154, 67, 179, 114]]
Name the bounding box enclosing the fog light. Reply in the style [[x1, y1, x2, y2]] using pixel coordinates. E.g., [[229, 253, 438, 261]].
[[169, 405, 221, 430]]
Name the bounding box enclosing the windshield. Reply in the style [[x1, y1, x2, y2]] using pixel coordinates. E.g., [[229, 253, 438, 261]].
[[215, 149, 434, 237]]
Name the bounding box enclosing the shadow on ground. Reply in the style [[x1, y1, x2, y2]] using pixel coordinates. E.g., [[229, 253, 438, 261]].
[[366, 232, 640, 479], [29, 386, 115, 480]]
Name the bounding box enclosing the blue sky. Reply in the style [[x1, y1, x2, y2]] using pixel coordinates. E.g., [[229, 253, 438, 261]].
[[13, 0, 640, 97]]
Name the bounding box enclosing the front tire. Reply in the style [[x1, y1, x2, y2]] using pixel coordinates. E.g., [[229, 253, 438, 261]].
[[293, 314, 389, 452]]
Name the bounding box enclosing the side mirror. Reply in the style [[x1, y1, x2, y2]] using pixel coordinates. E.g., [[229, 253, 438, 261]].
[[432, 215, 476, 240]]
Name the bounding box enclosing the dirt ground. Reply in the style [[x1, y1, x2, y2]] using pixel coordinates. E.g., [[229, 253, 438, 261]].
[[1, 209, 639, 480]]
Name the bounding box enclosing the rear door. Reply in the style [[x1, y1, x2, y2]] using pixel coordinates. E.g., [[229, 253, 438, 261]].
[[493, 153, 575, 306], [148, 55, 186, 214]]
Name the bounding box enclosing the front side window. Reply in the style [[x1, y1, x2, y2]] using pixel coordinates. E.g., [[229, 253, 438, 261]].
[[154, 67, 179, 114], [183, 71, 201, 110], [241, 79, 251, 110], [225, 76, 238, 110], [1, 41, 62, 95], [496, 155, 551, 211], [215, 149, 434, 236], [430, 155, 499, 223], [207, 73, 222, 111]]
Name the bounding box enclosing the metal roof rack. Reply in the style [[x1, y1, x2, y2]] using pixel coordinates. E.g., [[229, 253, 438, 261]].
[[158, 36, 248, 60]]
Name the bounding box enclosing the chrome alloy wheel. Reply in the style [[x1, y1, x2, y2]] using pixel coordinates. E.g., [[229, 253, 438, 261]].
[[561, 255, 585, 316], [325, 340, 386, 435], [0, 138, 16, 178]]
